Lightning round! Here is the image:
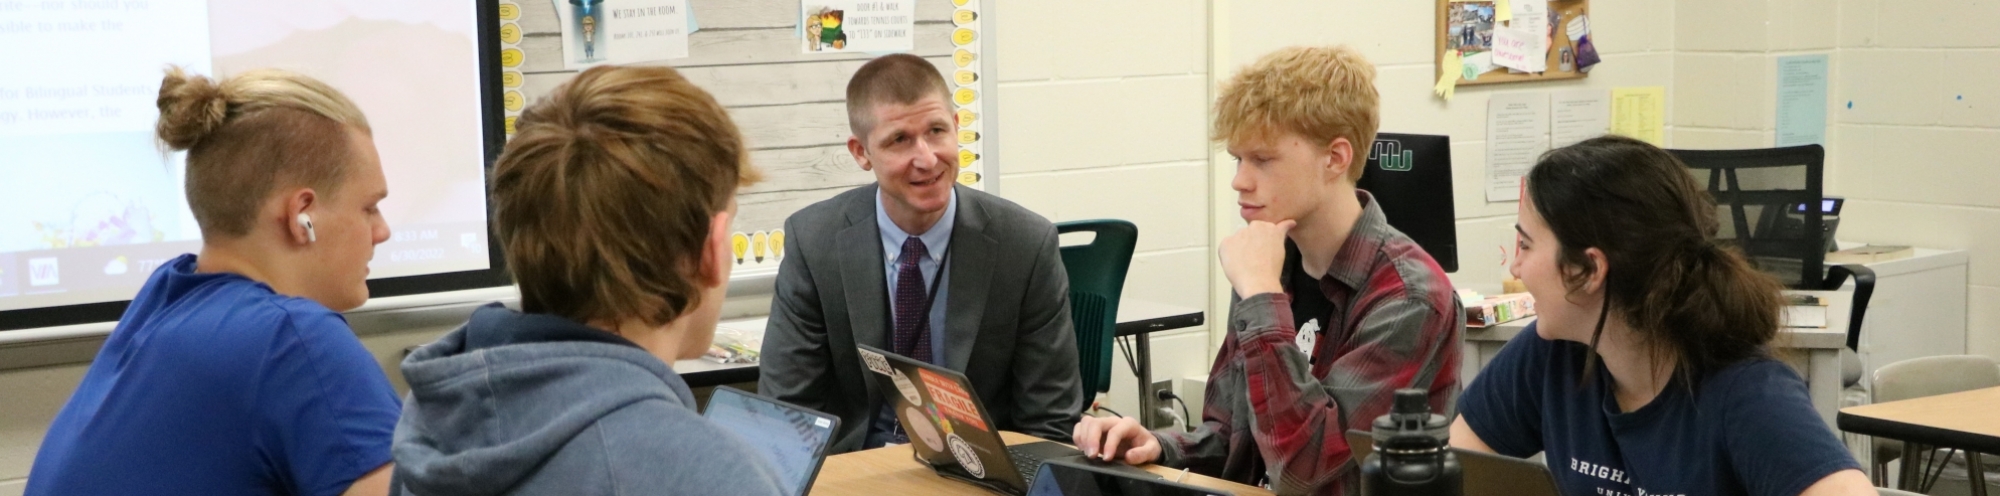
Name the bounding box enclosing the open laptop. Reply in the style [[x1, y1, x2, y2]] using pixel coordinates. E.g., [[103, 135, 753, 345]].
[[858, 344, 1159, 495], [703, 386, 840, 496], [1345, 430, 1564, 496]]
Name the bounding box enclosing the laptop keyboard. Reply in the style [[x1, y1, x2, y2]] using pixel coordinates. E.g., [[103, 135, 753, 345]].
[[1007, 447, 1047, 485]]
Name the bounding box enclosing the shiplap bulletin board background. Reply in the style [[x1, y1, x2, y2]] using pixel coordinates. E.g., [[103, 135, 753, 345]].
[[494, 0, 997, 275]]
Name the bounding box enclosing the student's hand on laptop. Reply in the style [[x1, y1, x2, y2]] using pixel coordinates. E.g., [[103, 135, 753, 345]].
[[1220, 219, 1295, 297], [1072, 415, 1160, 465]]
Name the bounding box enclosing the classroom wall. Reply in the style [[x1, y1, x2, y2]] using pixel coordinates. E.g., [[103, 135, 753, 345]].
[[1828, 0, 2000, 361], [990, 0, 1217, 417], [1644, 0, 1998, 362], [1668, 0, 1835, 149]]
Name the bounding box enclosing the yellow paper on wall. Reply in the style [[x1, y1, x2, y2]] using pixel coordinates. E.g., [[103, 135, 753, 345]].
[[1496, 0, 1512, 22], [1611, 87, 1666, 146], [1435, 50, 1463, 101]]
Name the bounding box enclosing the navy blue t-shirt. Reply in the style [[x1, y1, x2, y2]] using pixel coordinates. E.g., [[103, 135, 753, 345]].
[[1460, 323, 1859, 496], [28, 254, 400, 496]]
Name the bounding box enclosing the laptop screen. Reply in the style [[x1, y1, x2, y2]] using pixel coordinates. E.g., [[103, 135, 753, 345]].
[[1026, 462, 1232, 496], [703, 386, 840, 496]]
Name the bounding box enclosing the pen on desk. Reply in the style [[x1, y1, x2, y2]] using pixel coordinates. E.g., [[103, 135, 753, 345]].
[[1175, 467, 1189, 483]]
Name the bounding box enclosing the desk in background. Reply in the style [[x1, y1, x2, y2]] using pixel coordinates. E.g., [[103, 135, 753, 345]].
[[1113, 299, 1206, 429], [810, 431, 1271, 496], [673, 300, 1205, 390], [1838, 386, 2000, 495], [1828, 246, 1970, 382], [1462, 315, 1849, 429]]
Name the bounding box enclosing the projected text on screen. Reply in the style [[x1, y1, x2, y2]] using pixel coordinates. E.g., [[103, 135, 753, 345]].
[[0, 0, 491, 312]]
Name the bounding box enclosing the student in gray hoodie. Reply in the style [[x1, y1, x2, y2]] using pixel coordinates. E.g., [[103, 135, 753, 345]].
[[391, 64, 785, 496]]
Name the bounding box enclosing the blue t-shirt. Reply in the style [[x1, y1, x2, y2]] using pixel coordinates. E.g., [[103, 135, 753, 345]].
[[1459, 323, 1859, 496], [28, 254, 400, 496]]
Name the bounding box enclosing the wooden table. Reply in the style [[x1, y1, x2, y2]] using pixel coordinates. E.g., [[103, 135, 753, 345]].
[[1838, 386, 2000, 495], [810, 431, 1271, 496]]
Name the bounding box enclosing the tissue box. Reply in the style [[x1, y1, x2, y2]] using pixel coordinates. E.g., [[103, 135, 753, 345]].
[[1467, 293, 1536, 328]]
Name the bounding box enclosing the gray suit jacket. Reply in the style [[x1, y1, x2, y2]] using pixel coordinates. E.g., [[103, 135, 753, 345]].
[[759, 184, 1083, 453]]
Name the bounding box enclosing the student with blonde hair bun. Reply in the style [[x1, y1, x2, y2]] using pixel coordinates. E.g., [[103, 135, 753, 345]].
[[390, 64, 785, 495], [30, 67, 400, 496]]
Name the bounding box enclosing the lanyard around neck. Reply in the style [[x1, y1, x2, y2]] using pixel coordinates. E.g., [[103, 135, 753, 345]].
[[915, 242, 951, 319]]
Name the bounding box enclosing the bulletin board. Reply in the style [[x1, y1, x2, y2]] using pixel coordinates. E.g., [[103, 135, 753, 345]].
[[492, 0, 995, 273], [1435, 0, 1592, 86]]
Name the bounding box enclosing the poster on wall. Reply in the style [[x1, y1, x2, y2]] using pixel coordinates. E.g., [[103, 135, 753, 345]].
[[801, 0, 916, 53], [1486, 92, 1550, 202], [553, 0, 693, 68], [1610, 87, 1666, 146], [1775, 54, 1829, 147]]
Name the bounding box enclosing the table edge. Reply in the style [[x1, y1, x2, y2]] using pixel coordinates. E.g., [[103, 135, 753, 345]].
[[1837, 411, 2000, 454]]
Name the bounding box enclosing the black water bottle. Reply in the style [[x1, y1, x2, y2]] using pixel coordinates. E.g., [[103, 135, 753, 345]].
[[1359, 389, 1461, 496]]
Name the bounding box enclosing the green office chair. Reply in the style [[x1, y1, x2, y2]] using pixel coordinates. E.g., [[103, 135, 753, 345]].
[[1056, 220, 1138, 402]]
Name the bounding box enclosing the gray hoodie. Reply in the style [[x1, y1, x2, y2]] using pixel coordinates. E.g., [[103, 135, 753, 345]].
[[393, 304, 786, 495]]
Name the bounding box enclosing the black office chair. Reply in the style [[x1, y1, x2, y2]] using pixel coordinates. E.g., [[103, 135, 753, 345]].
[[1357, 133, 1458, 273], [1667, 145, 1876, 386]]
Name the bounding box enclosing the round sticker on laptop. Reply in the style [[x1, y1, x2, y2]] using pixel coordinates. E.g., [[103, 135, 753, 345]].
[[947, 433, 985, 478], [906, 405, 945, 451], [890, 368, 924, 404]]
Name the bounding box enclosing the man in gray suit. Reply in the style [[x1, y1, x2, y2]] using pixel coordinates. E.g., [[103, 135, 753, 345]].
[[760, 54, 1083, 453]]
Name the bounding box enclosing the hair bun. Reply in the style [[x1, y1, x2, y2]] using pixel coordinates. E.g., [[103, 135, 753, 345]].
[[155, 66, 229, 151]]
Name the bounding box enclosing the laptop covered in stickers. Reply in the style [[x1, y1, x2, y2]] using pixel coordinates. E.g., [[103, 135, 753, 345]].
[[856, 344, 1159, 495]]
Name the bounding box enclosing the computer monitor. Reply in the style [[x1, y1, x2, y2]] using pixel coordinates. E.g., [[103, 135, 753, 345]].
[[0, 0, 510, 331], [1356, 133, 1458, 273]]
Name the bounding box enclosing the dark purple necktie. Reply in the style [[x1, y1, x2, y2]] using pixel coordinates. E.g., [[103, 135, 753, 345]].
[[891, 236, 933, 364]]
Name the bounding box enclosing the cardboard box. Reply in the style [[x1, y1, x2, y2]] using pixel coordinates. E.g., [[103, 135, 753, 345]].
[[1467, 293, 1536, 328]]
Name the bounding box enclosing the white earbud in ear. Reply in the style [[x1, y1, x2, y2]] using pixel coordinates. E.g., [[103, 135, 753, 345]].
[[297, 213, 316, 243]]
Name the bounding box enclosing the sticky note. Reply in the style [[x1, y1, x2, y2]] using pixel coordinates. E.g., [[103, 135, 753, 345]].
[[1435, 51, 1463, 101], [1496, 0, 1512, 22]]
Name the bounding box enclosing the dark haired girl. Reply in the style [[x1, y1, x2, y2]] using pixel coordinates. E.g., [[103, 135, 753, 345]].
[[1451, 135, 1874, 496]]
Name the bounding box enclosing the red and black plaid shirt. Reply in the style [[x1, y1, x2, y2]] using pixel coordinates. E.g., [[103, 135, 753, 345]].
[[1154, 191, 1462, 496]]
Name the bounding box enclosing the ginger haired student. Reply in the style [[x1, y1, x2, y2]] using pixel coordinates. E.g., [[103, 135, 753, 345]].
[[1453, 135, 1874, 496], [30, 67, 400, 496], [390, 65, 784, 495], [1073, 45, 1463, 496]]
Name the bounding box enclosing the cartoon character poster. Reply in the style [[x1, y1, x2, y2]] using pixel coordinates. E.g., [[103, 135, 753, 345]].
[[800, 1, 914, 53]]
